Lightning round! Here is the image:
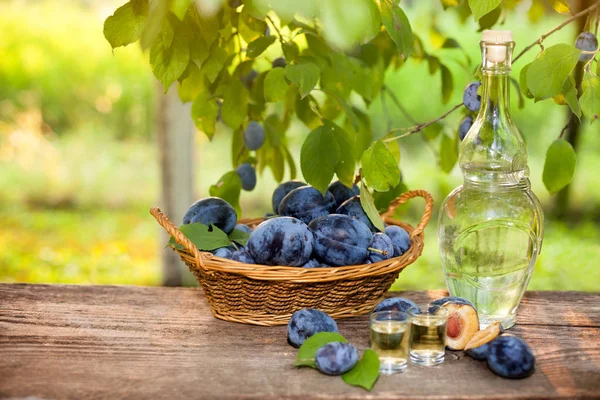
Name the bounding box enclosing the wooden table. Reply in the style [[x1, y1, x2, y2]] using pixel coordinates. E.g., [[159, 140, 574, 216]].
[[1, 284, 599, 399]]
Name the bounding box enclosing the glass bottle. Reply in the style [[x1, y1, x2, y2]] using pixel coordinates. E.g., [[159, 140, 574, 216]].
[[438, 30, 544, 330]]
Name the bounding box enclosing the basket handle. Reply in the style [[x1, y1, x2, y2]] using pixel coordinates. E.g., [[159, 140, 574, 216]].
[[381, 189, 434, 238], [150, 206, 205, 269]]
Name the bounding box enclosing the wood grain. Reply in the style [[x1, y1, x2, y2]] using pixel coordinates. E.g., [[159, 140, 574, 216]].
[[1, 284, 599, 400]]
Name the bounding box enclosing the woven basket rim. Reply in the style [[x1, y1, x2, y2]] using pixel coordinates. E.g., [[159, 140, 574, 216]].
[[151, 189, 434, 283]]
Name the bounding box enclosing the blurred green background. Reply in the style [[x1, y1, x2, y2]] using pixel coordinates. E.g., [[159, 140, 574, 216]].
[[1, 1, 598, 291]]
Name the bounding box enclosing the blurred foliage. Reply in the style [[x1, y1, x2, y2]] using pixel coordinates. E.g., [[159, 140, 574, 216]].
[[1, 1, 599, 290], [0, 1, 154, 139]]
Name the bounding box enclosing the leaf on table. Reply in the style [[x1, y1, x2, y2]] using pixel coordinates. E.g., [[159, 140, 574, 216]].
[[294, 332, 347, 368], [168, 223, 230, 251], [285, 62, 320, 98], [300, 125, 341, 193], [342, 349, 380, 391], [468, 0, 502, 21], [103, 0, 149, 49], [526, 44, 580, 101], [542, 139, 577, 194], [361, 140, 401, 192], [360, 182, 385, 232]]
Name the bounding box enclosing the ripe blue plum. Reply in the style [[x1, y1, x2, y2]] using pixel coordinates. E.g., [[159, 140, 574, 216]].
[[315, 342, 359, 375], [463, 82, 481, 112], [459, 115, 473, 141], [373, 297, 419, 313], [287, 309, 338, 348], [231, 249, 255, 264], [278, 186, 336, 225], [272, 57, 286, 68], [302, 258, 329, 268], [213, 247, 233, 259], [336, 195, 380, 232], [368, 233, 395, 263], [236, 163, 257, 191], [327, 181, 360, 207], [271, 180, 306, 213], [487, 336, 535, 379], [246, 217, 314, 266], [466, 343, 491, 361], [385, 226, 411, 256], [234, 223, 251, 233], [309, 214, 373, 266], [241, 69, 258, 90], [183, 197, 237, 234], [575, 32, 598, 62], [243, 121, 265, 150], [428, 296, 475, 313]]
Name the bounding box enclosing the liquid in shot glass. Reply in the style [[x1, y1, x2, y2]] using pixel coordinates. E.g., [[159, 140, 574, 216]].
[[408, 306, 449, 366], [369, 311, 410, 374]]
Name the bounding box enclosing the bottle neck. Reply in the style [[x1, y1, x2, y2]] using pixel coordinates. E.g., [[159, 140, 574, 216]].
[[479, 72, 511, 123]]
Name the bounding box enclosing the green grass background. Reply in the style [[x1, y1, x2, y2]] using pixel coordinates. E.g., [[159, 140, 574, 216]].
[[1, 1, 599, 291]]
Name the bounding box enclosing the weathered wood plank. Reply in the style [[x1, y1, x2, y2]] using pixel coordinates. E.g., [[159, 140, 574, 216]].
[[0, 284, 599, 400]]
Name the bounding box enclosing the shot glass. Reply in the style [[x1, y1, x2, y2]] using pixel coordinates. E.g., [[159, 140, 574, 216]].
[[369, 311, 410, 374], [408, 306, 449, 366]]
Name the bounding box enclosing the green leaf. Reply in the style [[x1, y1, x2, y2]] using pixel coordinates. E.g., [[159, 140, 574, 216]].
[[580, 75, 600, 122], [552, 0, 570, 14], [247, 35, 276, 58], [282, 41, 299, 61], [440, 133, 458, 173], [562, 75, 582, 119], [222, 80, 249, 129], [342, 349, 380, 391], [150, 19, 190, 91], [478, 5, 501, 31], [543, 139, 577, 194], [468, 0, 503, 20], [423, 122, 443, 141], [374, 181, 408, 212], [285, 63, 320, 98], [168, 223, 231, 251], [382, 134, 401, 163], [510, 77, 525, 110], [351, 108, 373, 160], [519, 64, 534, 99], [282, 146, 297, 180], [379, 0, 413, 60], [294, 332, 347, 368], [320, 0, 380, 50], [440, 64, 453, 104], [526, 44, 580, 101], [229, 227, 251, 246], [323, 120, 355, 187], [209, 171, 243, 215], [178, 65, 204, 102], [296, 95, 321, 129], [441, 0, 460, 9], [322, 89, 361, 132], [360, 182, 385, 232], [171, 0, 192, 20], [201, 46, 229, 83], [264, 68, 289, 102], [103, 0, 148, 49], [361, 140, 401, 192], [300, 125, 341, 193], [191, 90, 219, 139]]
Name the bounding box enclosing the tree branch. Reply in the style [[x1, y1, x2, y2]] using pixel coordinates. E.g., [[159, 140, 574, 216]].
[[513, 1, 600, 63], [265, 15, 285, 45], [384, 0, 600, 141], [383, 103, 463, 142]]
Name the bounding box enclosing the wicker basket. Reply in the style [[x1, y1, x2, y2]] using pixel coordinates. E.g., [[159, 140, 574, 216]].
[[151, 189, 433, 326]]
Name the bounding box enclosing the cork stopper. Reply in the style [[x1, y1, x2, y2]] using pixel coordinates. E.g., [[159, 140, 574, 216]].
[[482, 30, 513, 44], [482, 30, 513, 63]]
